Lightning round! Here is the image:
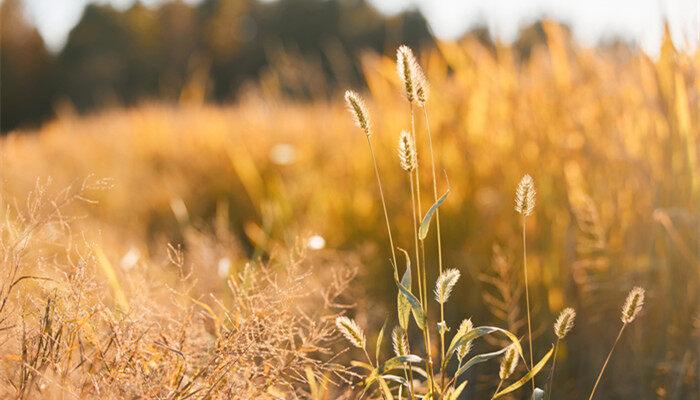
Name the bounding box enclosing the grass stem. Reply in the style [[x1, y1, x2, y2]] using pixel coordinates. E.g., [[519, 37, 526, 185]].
[[588, 323, 626, 400]]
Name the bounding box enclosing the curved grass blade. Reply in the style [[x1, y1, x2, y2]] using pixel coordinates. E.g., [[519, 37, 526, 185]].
[[454, 346, 509, 379], [493, 347, 554, 399], [397, 249, 412, 330], [396, 281, 426, 330], [418, 188, 450, 240], [376, 318, 387, 364], [382, 354, 422, 372], [377, 376, 395, 400], [445, 381, 468, 400], [351, 360, 374, 372], [446, 326, 525, 366]]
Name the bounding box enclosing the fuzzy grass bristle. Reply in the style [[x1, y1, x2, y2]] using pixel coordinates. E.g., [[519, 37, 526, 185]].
[[396, 45, 418, 102], [515, 174, 536, 217], [335, 316, 366, 349], [434, 268, 460, 304], [391, 326, 409, 357], [398, 130, 417, 171], [344, 90, 371, 136], [554, 307, 576, 339], [621, 287, 645, 324], [415, 66, 429, 105], [499, 345, 519, 380], [456, 318, 474, 361]]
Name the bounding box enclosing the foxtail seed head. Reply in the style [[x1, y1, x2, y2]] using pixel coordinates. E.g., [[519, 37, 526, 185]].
[[456, 318, 474, 362], [499, 345, 519, 380], [392, 326, 409, 357], [335, 316, 366, 349], [621, 287, 645, 324], [415, 66, 429, 105], [515, 174, 536, 217], [396, 45, 418, 102], [344, 90, 371, 136], [554, 307, 576, 339], [434, 268, 460, 304], [398, 130, 417, 171]]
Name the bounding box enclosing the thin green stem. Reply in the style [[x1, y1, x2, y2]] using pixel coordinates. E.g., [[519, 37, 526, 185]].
[[588, 324, 626, 400], [366, 136, 398, 279], [523, 216, 535, 390]]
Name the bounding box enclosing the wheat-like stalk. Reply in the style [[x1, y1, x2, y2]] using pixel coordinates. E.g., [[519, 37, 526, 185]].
[[344, 90, 371, 136], [588, 286, 646, 400], [398, 130, 417, 172], [547, 307, 577, 400], [456, 318, 474, 362], [515, 174, 536, 217], [499, 344, 519, 380], [335, 316, 366, 349], [516, 173, 536, 389], [415, 66, 429, 106], [392, 326, 410, 357], [434, 268, 460, 304], [554, 307, 576, 339], [396, 45, 418, 103], [344, 89, 398, 276], [621, 286, 645, 324]]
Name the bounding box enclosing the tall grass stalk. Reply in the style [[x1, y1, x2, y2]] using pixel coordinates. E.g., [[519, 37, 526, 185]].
[[344, 90, 398, 277], [588, 287, 645, 400], [399, 45, 435, 391], [547, 308, 576, 400], [516, 174, 537, 389], [420, 101, 449, 390]]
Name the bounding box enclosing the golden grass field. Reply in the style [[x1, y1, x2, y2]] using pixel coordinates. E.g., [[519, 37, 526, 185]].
[[1, 23, 698, 399]]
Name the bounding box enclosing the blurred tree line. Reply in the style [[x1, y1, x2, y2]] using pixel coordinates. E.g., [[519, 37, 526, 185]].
[[1, 0, 434, 131], [1, 0, 583, 132]]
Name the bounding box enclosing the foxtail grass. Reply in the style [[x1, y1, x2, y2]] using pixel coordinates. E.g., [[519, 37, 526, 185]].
[[345, 90, 398, 278], [588, 287, 645, 400], [336, 44, 647, 400], [516, 173, 537, 389], [546, 307, 576, 400]]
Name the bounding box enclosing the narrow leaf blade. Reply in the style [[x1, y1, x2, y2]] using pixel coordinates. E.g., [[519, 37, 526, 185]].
[[396, 281, 426, 330], [493, 347, 554, 399], [397, 249, 412, 330], [418, 189, 450, 240]]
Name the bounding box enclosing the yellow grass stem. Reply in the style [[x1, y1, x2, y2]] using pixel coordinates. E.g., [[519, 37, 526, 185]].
[[545, 339, 560, 400], [422, 105, 447, 390], [366, 136, 399, 279], [491, 380, 504, 400], [523, 217, 535, 390], [588, 324, 626, 400]]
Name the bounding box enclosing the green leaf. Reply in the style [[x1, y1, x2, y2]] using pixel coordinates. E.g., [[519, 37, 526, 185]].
[[396, 281, 425, 330], [493, 347, 554, 399], [380, 374, 408, 385], [445, 381, 468, 400], [532, 388, 545, 400], [397, 249, 412, 330], [418, 189, 450, 240], [445, 326, 525, 366], [377, 376, 395, 400], [376, 318, 387, 364], [454, 347, 508, 379], [350, 360, 374, 371], [382, 354, 422, 372]]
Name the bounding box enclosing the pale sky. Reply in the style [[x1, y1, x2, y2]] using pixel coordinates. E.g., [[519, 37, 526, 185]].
[[18, 0, 700, 55]]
